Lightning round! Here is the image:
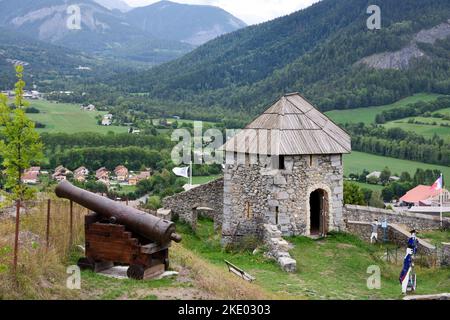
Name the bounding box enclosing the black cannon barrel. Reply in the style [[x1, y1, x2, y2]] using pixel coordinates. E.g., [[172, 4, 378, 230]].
[[55, 180, 181, 244]]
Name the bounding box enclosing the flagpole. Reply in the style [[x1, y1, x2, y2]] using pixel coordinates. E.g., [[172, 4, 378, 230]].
[[189, 161, 193, 186], [440, 173, 443, 228]]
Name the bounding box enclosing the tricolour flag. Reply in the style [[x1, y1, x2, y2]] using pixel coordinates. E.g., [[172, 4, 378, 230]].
[[430, 174, 443, 191], [172, 166, 189, 178]]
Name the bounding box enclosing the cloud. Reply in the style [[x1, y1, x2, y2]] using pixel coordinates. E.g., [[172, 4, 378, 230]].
[[123, 0, 319, 24]]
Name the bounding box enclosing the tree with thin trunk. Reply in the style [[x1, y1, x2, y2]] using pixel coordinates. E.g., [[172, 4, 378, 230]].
[[0, 66, 43, 202]]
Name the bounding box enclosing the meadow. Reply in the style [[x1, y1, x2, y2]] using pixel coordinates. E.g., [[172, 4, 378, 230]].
[[26, 100, 128, 134], [383, 117, 450, 142], [326, 93, 443, 125], [344, 151, 450, 179], [175, 218, 450, 300]]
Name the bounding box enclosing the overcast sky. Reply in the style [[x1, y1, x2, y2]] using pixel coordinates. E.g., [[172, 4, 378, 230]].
[[123, 0, 320, 25]]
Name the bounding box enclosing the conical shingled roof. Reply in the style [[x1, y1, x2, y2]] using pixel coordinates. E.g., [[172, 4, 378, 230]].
[[222, 93, 351, 155]]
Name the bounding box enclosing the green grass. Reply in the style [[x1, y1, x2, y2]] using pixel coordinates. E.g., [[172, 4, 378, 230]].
[[110, 184, 137, 195], [383, 118, 450, 142], [326, 93, 443, 125], [420, 230, 450, 246], [435, 107, 450, 116], [67, 248, 182, 300], [351, 181, 384, 192], [192, 175, 222, 185], [176, 218, 450, 300], [344, 151, 450, 178], [26, 99, 128, 134], [80, 270, 179, 300]]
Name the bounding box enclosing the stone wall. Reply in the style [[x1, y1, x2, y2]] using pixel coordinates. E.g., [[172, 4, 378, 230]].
[[162, 178, 224, 228], [440, 243, 450, 266], [346, 220, 435, 253], [222, 153, 344, 246], [262, 224, 296, 272], [343, 205, 450, 231]]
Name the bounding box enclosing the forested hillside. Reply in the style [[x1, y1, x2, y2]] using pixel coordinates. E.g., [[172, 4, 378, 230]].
[[0, 27, 99, 89], [118, 0, 450, 115]]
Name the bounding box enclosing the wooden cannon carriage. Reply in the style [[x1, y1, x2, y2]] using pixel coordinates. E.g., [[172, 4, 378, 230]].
[[55, 180, 181, 280]]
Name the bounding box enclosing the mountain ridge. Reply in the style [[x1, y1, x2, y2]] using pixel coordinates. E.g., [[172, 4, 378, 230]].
[[116, 0, 450, 114], [0, 0, 245, 64]]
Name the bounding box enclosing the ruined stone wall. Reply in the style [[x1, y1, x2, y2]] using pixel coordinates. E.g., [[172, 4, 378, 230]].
[[440, 243, 450, 266], [222, 153, 344, 246], [346, 221, 436, 255], [343, 205, 450, 231], [345, 220, 450, 267], [162, 178, 224, 227]]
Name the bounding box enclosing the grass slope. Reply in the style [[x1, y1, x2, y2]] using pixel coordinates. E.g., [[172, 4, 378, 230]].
[[384, 121, 450, 142], [26, 100, 128, 134], [176, 218, 450, 300], [326, 93, 443, 125], [344, 151, 450, 178]]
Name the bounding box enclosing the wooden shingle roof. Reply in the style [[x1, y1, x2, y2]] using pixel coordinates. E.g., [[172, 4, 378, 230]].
[[221, 93, 351, 155]]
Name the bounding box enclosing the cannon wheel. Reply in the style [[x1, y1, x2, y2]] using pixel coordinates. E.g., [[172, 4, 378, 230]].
[[127, 264, 145, 280], [77, 257, 95, 271]]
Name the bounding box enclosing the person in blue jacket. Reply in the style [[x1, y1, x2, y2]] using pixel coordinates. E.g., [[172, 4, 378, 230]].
[[408, 229, 419, 255]]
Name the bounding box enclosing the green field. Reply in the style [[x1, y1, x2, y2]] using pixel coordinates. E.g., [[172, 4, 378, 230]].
[[420, 230, 450, 246], [192, 175, 221, 185], [326, 93, 443, 125], [344, 151, 450, 178], [383, 120, 450, 141], [26, 100, 128, 134], [351, 181, 384, 192]]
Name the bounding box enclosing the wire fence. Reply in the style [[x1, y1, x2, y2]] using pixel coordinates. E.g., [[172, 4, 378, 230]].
[[385, 245, 443, 268], [0, 199, 87, 271]]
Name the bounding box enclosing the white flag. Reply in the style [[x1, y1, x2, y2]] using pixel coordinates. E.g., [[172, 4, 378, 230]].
[[172, 166, 189, 178]]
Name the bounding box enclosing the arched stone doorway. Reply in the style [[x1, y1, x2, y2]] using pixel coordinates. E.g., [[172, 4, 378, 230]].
[[309, 189, 329, 236]]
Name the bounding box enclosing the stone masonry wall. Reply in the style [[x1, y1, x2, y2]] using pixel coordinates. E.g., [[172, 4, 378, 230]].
[[343, 205, 450, 231], [263, 224, 297, 272], [162, 178, 224, 228], [440, 243, 450, 266], [222, 153, 344, 246]]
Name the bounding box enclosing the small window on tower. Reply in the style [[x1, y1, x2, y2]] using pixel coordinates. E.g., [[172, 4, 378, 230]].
[[275, 206, 279, 225], [272, 155, 285, 170], [279, 155, 285, 170]]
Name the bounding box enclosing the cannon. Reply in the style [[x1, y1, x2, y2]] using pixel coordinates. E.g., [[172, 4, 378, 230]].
[[55, 180, 181, 280]]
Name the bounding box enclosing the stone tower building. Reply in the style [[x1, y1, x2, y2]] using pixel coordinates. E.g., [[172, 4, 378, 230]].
[[221, 93, 351, 246]]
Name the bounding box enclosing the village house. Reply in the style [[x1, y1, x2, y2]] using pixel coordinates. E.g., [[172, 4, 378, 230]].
[[101, 114, 113, 126], [114, 165, 129, 182], [128, 170, 152, 186], [96, 167, 110, 185], [21, 167, 41, 185], [366, 171, 400, 183], [74, 166, 89, 182], [52, 165, 72, 182], [400, 185, 450, 207], [80, 104, 96, 111]]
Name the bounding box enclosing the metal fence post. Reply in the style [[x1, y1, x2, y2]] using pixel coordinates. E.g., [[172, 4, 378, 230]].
[[69, 200, 73, 247], [46, 199, 51, 248], [13, 199, 20, 272]]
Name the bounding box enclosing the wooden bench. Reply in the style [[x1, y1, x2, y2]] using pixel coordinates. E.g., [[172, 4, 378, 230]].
[[224, 260, 256, 282]]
